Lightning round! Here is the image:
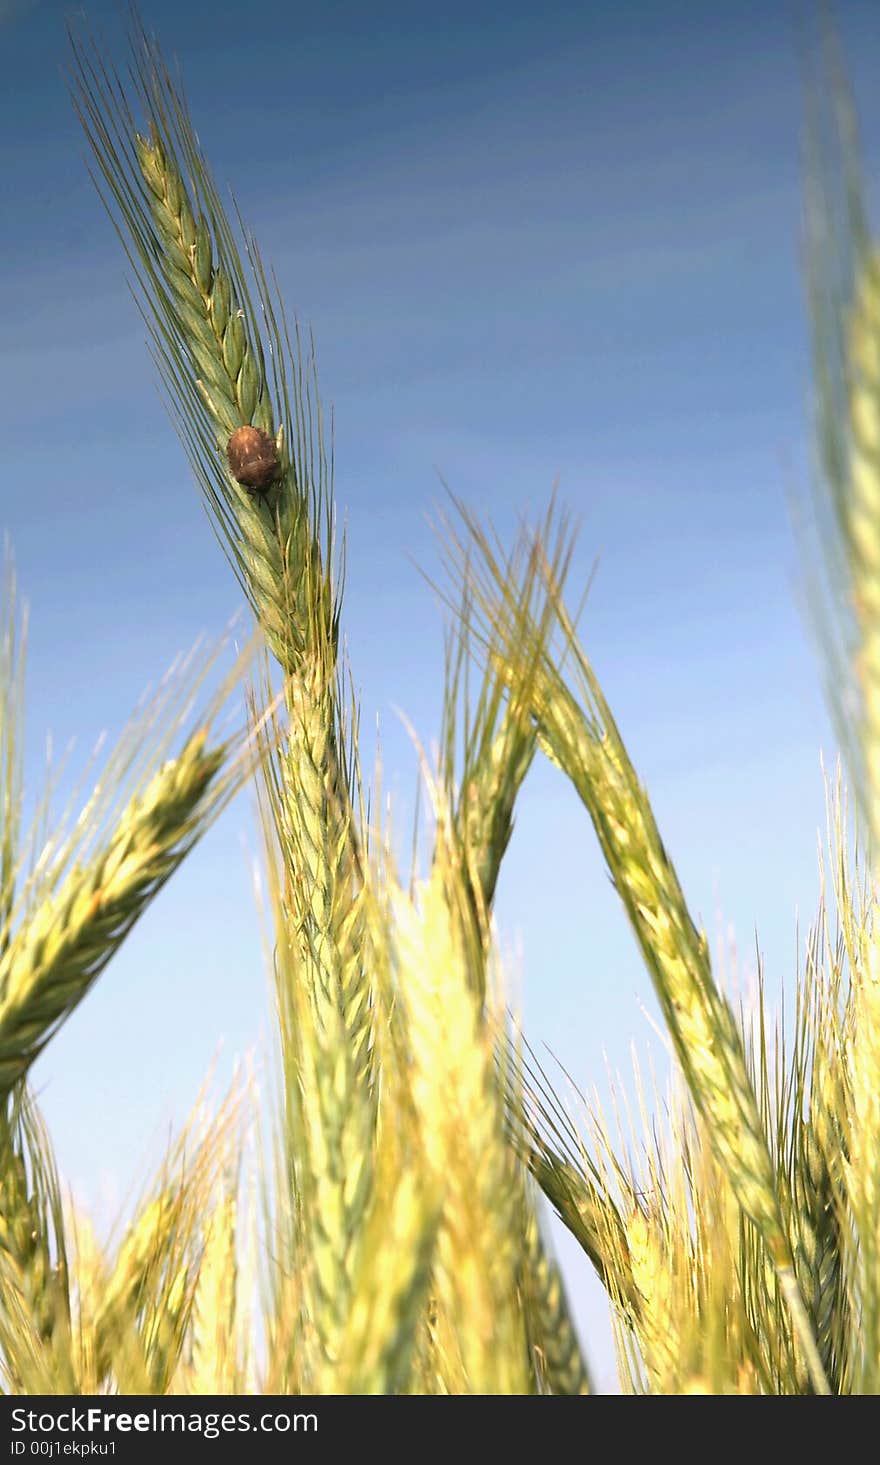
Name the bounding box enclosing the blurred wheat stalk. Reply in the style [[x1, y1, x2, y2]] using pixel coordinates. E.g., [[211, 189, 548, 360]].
[[2, 8, 878, 1394]]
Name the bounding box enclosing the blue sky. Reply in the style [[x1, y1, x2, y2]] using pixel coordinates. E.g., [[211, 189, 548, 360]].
[[3, 0, 878, 1390]]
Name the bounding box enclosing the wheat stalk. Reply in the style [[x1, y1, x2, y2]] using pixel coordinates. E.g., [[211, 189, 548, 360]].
[[71, 26, 378, 1386]]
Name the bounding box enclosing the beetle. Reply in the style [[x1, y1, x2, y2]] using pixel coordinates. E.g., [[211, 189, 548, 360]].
[[226, 425, 281, 493]]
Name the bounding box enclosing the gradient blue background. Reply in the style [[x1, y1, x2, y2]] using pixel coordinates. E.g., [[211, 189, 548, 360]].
[[3, 0, 877, 1390]]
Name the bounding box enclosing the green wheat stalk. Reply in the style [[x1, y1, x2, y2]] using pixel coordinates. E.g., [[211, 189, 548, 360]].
[[70, 14, 377, 1378]]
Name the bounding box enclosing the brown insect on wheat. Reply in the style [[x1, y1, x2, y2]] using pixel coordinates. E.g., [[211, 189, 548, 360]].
[[226, 425, 282, 493]]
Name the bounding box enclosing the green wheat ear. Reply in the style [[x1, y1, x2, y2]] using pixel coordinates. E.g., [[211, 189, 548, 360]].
[[70, 14, 377, 1389], [68, 16, 338, 682], [0, 626, 270, 1095]]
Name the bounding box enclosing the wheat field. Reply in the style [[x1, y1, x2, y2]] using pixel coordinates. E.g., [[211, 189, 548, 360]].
[[1, 9, 879, 1395]]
